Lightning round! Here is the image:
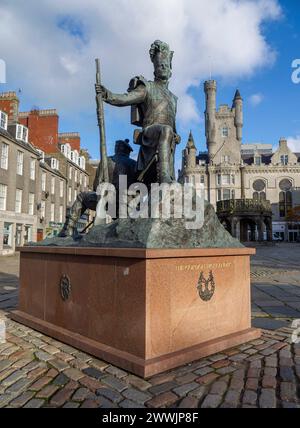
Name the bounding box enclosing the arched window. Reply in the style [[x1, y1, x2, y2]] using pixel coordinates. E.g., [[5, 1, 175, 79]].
[[279, 179, 293, 217], [253, 180, 266, 202], [279, 191, 286, 217], [286, 191, 292, 213]]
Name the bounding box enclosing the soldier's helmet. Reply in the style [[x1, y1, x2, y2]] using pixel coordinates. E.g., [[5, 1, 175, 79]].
[[149, 40, 174, 70], [115, 139, 133, 154]]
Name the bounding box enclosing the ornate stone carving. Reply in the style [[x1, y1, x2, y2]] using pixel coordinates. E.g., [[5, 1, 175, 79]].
[[197, 270, 215, 301], [60, 274, 71, 301]]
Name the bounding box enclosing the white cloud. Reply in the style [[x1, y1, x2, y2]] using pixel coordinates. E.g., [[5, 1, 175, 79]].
[[249, 93, 264, 106], [0, 0, 281, 127], [287, 136, 300, 152], [60, 55, 79, 75]]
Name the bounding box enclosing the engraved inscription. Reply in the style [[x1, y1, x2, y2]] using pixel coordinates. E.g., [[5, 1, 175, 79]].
[[176, 262, 231, 272]]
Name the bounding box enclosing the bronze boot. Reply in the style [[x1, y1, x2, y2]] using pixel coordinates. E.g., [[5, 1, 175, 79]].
[[158, 142, 173, 184]]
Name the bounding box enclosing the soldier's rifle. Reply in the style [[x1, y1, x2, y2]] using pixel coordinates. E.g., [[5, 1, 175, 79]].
[[95, 58, 109, 183]]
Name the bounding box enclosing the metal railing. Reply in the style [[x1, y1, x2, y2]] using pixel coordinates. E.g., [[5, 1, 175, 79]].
[[217, 198, 272, 214]]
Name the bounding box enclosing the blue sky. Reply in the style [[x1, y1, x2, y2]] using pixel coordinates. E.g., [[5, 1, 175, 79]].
[[211, 0, 300, 153], [0, 0, 299, 168]]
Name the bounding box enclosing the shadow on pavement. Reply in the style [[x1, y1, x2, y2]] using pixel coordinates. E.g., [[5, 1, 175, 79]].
[[0, 272, 19, 312]]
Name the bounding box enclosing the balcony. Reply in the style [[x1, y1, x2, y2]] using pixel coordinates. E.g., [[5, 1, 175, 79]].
[[216, 199, 273, 242], [217, 199, 272, 216]]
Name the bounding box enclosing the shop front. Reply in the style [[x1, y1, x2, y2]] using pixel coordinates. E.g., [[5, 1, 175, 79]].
[[0, 213, 37, 255]]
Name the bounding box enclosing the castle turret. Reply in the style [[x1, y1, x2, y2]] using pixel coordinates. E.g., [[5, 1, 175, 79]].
[[233, 89, 243, 142], [204, 80, 217, 161], [185, 131, 197, 168]]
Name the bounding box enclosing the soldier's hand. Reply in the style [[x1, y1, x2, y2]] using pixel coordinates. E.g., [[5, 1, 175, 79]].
[[95, 84, 109, 99]]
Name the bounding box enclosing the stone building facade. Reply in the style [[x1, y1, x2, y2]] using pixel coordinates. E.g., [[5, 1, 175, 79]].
[[48, 145, 89, 233], [179, 80, 300, 242], [0, 91, 91, 253], [0, 110, 39, 254], [35, 159, 67, 241], [17, 108, 90, 236]]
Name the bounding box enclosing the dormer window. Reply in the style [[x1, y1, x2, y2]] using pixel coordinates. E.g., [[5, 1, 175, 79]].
[[0, 111, 8, 130], [280, 155, 288, 165], [61, 143, 71, 159], [254, 155, 261, 166], [80, 156, 86, 170], [222, 127, 229, 138], [51, 158, 59, 170], [16, 124, 28, 143], [73, 150, 79, 164]]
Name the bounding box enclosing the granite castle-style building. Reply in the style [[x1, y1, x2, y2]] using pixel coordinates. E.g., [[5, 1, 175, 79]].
[[179, 80, 300, 242]]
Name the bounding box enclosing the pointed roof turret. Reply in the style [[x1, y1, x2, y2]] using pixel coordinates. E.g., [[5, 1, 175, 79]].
[[233, 89, 242, 100], [186, 130, 196, 149], [232, 89, 242, 108]]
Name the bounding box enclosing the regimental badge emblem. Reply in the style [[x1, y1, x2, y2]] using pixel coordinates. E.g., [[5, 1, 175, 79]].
[[197, 270, 215, 301], [60, 274, 71, 301]]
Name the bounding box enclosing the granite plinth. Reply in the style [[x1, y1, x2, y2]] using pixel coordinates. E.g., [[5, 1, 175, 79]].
[[11, 246, 260, 378]]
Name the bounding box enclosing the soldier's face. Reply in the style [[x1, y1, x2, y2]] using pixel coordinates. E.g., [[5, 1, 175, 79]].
[[155, 61, 171, 80]]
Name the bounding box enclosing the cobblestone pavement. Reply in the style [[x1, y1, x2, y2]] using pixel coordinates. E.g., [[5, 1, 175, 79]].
[[0, 246, 299, 408], [251, 244, 300, 331]]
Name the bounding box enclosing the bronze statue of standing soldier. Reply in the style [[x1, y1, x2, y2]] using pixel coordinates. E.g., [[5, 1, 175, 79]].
[[59, 40, 180, 239], [96, 40, 180, 185]]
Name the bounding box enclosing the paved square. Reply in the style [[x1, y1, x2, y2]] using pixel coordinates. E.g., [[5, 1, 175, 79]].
[[0, 244, 299, 408]]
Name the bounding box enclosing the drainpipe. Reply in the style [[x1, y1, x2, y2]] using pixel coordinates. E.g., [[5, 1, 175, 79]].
[[240, 164, 245, 199]]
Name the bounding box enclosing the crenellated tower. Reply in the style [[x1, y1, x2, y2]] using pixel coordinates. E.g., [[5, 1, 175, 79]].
[[204, 80, 217, 161], [204, 81, 242, 166]]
